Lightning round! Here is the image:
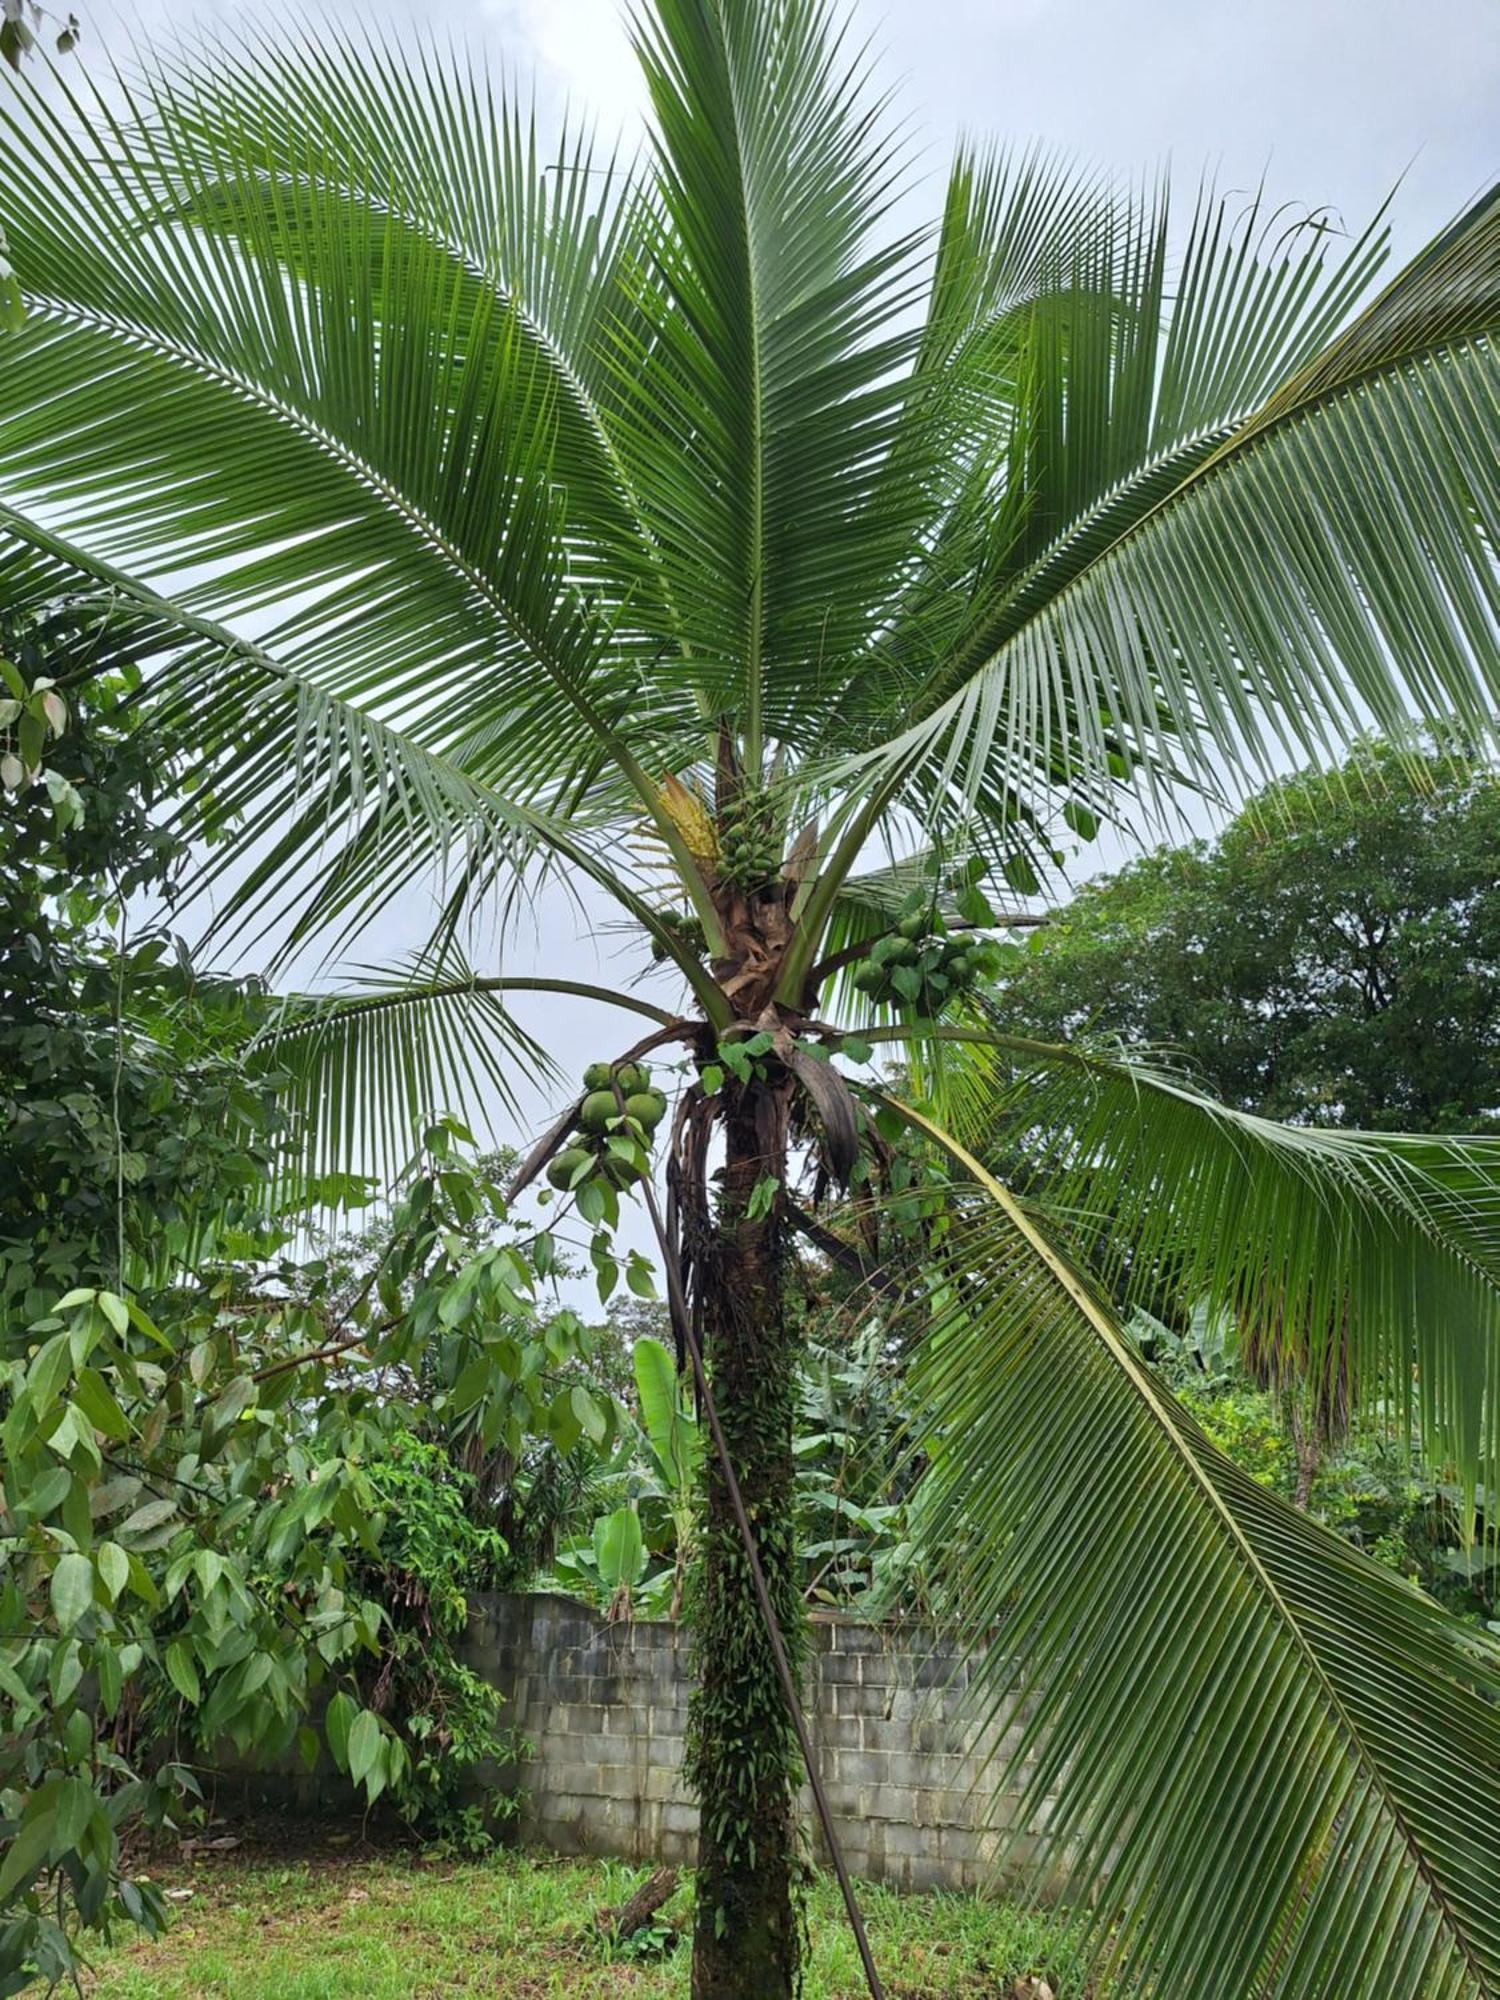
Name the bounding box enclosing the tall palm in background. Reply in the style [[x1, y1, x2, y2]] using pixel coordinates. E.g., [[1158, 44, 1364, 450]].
[[3, 2, 1500, 1992]]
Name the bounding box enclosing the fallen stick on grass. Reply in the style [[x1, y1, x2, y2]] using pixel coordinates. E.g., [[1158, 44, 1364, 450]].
[[590, 1865, 679, 1944]]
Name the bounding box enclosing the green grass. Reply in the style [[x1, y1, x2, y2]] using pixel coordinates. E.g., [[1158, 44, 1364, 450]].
[[83, 1844, 1093, 1998]]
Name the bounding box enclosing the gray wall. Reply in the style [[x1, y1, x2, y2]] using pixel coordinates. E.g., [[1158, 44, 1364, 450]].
[[465, 1591, 1056, 1896]]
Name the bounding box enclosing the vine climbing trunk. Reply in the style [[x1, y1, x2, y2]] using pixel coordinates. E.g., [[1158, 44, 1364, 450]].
[[687, 1067, 804, 2000]]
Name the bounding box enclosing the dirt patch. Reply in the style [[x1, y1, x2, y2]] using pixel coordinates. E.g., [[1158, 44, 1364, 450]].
[[126, 1808, 418, 1875]]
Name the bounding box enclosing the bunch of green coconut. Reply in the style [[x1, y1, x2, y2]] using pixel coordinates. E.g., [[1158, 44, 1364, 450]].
[[850, 896, 1004, 1015], [648, 905, 708, 965], [716, 787, 782, 892], [546, 1061, 669, 1196]]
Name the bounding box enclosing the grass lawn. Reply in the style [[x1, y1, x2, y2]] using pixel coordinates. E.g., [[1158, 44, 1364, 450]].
[[82, 1834, 1094, 1998]]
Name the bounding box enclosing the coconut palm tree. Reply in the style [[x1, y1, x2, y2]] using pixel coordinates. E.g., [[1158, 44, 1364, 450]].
[[2, 3, 1500, 1993]]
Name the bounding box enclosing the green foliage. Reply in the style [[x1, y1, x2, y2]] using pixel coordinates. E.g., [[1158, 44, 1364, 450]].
[[1136, 1310, 1500, 1628], [3, 4, 1500, 1992], [987, 739, 1500, 1131], [0, 659, 629, 1986], [346, 1434, 517, 1853], [0, 0, 76, 71], [0, 1122, 595, 1987], [0, 609, 284, 1328], [536, 1333, 696, 1623], [794, 1321, 917, 1613]]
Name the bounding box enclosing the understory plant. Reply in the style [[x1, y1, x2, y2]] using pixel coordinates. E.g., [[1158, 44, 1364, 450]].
[[0, 651, 624, 1988]]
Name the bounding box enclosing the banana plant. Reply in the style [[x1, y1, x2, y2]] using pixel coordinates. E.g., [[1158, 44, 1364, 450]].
[[2, 3, 1500, 1994], [634, 1335, 701, 1620], [545, 1341, 698, 1619]]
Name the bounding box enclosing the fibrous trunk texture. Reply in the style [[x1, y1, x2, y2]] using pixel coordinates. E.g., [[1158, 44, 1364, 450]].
[[687, 1071, 803, 2000]]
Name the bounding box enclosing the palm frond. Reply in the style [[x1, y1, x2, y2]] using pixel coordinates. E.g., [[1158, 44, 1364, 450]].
[[874, 1020, 1500, 1511], [248, 948, 564, 1199], [617, 0, 927, 769], [890, 1101, 1500, 1999], [0, 39, 711, 810], [863, 173, 1500, 842], [0, 502, 734, 1016]]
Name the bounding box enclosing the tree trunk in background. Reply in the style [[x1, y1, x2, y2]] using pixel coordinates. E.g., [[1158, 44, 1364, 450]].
[[688, 1071, 803, 2000], [1291, 1402, 1323, 1511]]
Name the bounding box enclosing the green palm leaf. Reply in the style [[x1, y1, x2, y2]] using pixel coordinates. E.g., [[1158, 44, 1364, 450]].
[[893, 1102, 1500, 1999], [252, 950, 562, 1197], [866, 169, 1499, 843], [0, 41, 721, 888], [873, 1020, 1500, 1510], [617, 0, 926, 771]]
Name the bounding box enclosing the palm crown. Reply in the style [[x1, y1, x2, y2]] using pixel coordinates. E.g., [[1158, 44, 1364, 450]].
[[3, 1, 1500, 1993]]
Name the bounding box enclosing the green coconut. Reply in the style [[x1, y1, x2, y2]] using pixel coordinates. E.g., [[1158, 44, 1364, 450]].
[[615, 1062, 650, 1095], [851, 961, 884, 995], [626, 1089, 667, 1128], [578, 1090, 620, 1135], [896, 909, 928, 941], [582, 1061, 615, 1091], [546, 1146, 594, 1191]]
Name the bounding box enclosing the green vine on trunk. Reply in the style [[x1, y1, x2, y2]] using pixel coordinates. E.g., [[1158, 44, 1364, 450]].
[[685, 1072, 807, 1998]]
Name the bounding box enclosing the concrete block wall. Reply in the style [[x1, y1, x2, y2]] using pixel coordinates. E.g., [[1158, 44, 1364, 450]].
[[464, 1591, 1055, 1895]]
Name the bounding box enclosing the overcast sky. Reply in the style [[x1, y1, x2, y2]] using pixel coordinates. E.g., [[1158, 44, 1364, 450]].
[[100, 0, 1497, 269], [82, 0, 1500, 1240], [484, 0, 1498, 259]]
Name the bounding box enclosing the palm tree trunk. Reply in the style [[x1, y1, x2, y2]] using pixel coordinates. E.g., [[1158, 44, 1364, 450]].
[[687, 1070, 803, 1999]]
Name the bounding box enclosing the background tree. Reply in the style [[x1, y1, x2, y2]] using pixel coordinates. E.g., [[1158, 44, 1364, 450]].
[[978, 740, 1500, 1498], [985, 738, 1500, 1131], [2, 6, 1500, 1995]]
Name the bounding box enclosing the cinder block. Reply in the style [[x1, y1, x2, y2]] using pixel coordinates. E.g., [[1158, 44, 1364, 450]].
[[834, 1748, 889, 1789], [644, 1764, 685, 1802], [834, 1681, 890, 1720], [905, 1852, 952, 1893], [593, 1763, 640, 1800], [599, 1706, 647, 1742], [817, 1651, 864, 1685], [882, 1750, 938, 1791], [588, 1673, 632, 1707], [829, 1622, 885, 1657], [873, 1817, 930, 1861], [862, 1781, 918, 1825], [821, 1716, 864, 1752], [915, 1784, 960, 1829], [936, 1826, 989, 1868], [816, 1778, 862, 1820]]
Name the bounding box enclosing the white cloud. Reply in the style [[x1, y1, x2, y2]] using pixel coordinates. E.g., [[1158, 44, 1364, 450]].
[[475, 0, 646, 137]]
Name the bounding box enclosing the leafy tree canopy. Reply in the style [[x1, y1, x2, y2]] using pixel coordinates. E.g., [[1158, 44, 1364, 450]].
[[986, 739, 1500, 1132]]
